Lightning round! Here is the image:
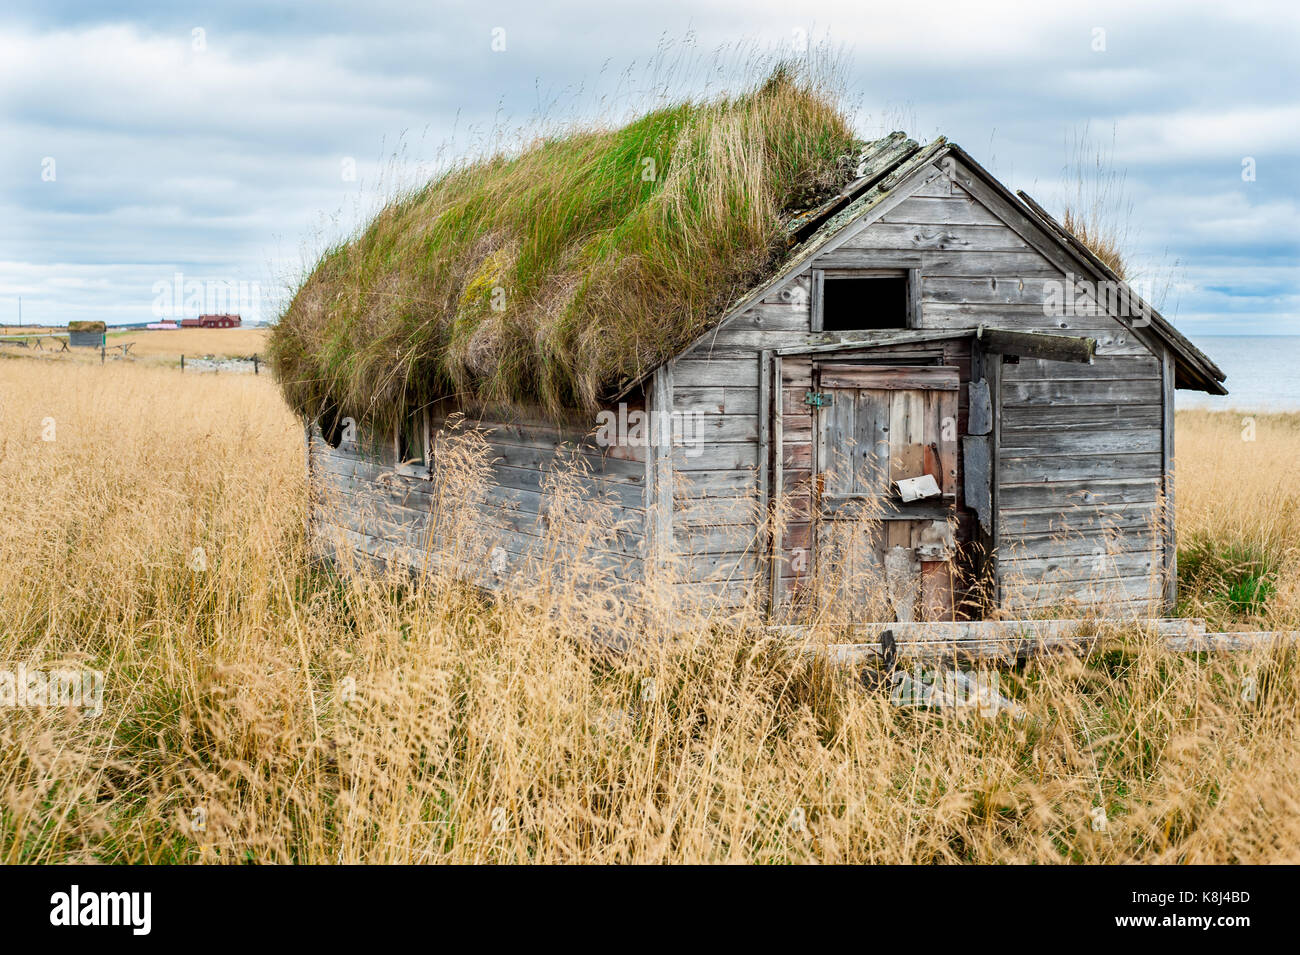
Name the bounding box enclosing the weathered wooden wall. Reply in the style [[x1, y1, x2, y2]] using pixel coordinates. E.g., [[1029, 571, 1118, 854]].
[[662, 158, 1168, 614], [309, 405, 649, 590]]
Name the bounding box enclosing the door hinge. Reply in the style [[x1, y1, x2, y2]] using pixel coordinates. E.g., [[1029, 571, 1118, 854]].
[[805, 390, 833, 408]]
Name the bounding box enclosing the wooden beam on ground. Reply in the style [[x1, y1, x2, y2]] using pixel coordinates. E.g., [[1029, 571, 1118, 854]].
[[777, 620, 1300, 664], [772, 618, 1299, 665], [1167, 631, 1300, 652]]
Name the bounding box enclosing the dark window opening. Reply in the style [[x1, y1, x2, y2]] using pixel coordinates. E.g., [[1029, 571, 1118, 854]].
[[822, 276, 909, 331], [318, 398, 343, 448], [397, 411, 426, 470]]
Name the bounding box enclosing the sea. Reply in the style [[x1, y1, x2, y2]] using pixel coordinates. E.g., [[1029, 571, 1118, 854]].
[[1177, 336, 1300, 412]]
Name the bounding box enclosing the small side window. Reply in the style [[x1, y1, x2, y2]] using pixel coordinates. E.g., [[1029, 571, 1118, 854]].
[[395, 409, 429, 474]]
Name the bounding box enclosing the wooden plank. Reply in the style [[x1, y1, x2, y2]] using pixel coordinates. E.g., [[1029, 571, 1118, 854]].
[[919, 250, 1056, 275], [928, 387, 959, 494], [1167, 631, 1300, 652], [769, 355, 784, 611], [1001, 572, 1160, 609], [999, 452, 1161, 483], [882, 195, 1005, 226], [489, 462, 645, 507], [856, 388, 890, 496], [979, 327, 1096, 364], [908, 266, 923, 328], [673, 493, 758, 528], [963, 435, 992, 534], [999, 502, 1159, 538], [924, 276, 1068, 307], [682, 330, 827, 359], [810, 269, 825, 333], [675, 522, 763, 555], [655, 550, 761, 584], [672, 468, 759, 497], [1004, 378, 1162, 406], [672, 358, 759, 388], [967, 378, 992, 435], [999, 529, 1157, 559], [1162, 346, 1177, 611], [649, 365, 674, 578], [710, 301, 810, 333], [673, 386, 759, 416], [1001, 403, 1162, 431], [1005, 355, 1160, 380], [672, 442, 759, 471], [843, 221, 1033, 252], [773, 330, 971, 357], [762, 274, 811, 306], [988, 355, 1003, 608], [999, 429, 1161, 455], [818, 364, 960, 391], [797, 619, 1299, 664], [1000, 550, 1156, 582], [484, 439, 647, 482], [813, 248, 923, 268], [759, 349, 772, 609]]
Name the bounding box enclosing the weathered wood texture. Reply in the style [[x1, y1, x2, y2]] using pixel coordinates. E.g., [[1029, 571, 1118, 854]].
[[309, 404, 650, 591], [666, 163, 1167, 615], [771, 338, 974, 609], [831, 182, 1166, 614]]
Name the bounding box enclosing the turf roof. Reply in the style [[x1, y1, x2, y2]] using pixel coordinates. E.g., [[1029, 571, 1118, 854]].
[[269, 67, 863, 421]]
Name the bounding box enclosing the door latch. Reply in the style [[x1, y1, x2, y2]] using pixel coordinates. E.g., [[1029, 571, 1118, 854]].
[[804, 390, 833, 408]]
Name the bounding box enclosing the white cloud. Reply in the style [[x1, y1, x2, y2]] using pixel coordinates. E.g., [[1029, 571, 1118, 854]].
[[0, 0, 1296, 334]]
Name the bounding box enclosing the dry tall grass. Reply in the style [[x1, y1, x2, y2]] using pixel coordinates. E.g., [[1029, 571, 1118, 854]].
[[2, 360, 1298, 863], [0, 327, 268, 366], [108, 327, 269, 359]]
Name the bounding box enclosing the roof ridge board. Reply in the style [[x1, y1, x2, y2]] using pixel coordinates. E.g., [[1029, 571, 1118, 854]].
[[786, 133, 920, 241], [1014, 188, 1225, 385], [797, 137, 949, 244]]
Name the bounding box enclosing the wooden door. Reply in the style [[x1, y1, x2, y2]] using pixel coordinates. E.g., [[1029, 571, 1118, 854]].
[[812, 364, 960, 622]]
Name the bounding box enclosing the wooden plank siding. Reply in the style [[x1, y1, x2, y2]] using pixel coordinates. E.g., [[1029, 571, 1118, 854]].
[[656, 166, 1168, 615], [834, 184, 1167, 613], [308, 403, 651, 591]]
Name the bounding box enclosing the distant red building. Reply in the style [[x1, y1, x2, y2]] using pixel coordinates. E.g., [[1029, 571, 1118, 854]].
[[180, 314, 242, 329]]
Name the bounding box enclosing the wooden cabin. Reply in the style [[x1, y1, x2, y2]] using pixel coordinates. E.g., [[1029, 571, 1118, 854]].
[[302, 133, 1226, 622], [68, 321, 106, 348]]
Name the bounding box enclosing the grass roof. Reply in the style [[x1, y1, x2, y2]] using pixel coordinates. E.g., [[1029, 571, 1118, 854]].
[[270, 66, 858, 421]]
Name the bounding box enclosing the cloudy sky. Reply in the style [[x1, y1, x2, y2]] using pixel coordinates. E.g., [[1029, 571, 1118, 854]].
[[2, 0, 1296, 335]]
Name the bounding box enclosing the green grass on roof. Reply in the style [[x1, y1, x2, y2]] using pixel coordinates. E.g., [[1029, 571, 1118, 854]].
[[270, 65, 858, 421]]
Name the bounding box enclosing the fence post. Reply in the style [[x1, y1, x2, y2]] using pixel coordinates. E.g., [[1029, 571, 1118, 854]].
[[101, 344, 105, 365], [180, 354, 184, 372], [253, 354, 259, 375]]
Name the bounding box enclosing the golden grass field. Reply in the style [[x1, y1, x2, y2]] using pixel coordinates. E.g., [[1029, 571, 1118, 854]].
[[1, 358, 1298, 863], [0, 326, 268, 363]]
